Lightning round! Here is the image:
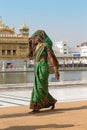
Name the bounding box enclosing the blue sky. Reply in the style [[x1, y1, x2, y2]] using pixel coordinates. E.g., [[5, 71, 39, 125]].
[[0, 0, 87, 46]]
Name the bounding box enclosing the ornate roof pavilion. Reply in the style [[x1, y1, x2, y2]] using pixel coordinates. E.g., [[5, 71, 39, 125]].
[[0, 18, 15, 35]]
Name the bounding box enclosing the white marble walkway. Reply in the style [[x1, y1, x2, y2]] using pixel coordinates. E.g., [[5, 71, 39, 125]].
[[0, 83, 87, 107]]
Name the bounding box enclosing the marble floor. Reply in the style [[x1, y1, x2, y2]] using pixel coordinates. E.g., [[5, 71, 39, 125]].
[[0, 82, 87, 107]]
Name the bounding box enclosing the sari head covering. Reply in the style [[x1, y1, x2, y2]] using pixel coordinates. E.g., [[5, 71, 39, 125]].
[[31, 30, 53, 52], [30, 30, 59, 67]]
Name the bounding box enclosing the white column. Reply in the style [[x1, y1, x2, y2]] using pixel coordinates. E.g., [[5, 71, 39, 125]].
[[2, 61, 5, 71]]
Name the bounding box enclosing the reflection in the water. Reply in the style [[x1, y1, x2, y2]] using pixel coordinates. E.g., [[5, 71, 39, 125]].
[[0, 70, 87, 84]]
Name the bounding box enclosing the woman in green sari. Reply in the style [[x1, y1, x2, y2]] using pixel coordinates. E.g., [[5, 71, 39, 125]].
[[28, 30, 60, 113]]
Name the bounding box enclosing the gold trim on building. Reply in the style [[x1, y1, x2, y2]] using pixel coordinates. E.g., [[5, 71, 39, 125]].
[[0, 19, 29, 59]]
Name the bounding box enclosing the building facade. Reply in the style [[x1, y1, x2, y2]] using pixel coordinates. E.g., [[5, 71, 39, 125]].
[[0, 19, 29, 60], [54, 40, 69, 56], [79, 41, 87, 56], [0, 19, 29, 70]]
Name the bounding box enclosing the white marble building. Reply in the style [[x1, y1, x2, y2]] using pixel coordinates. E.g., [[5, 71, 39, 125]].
[[53, 40, 69, 56], [78, 41, 87, 56]]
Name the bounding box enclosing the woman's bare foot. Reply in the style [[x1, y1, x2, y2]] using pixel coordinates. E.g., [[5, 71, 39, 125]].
[[50, 104, 55, 110], [29, 109, 40, 114]]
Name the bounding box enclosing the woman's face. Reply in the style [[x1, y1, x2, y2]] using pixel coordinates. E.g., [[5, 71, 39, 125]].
[[34, 35, 40, 44], [28, 35, 42, 59]]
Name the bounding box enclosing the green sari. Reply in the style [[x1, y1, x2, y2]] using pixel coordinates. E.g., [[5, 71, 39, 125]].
[[30, 30, 57, 110]]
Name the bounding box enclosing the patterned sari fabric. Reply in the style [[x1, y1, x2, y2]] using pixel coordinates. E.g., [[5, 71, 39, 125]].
[[30, 30, 58, 110]]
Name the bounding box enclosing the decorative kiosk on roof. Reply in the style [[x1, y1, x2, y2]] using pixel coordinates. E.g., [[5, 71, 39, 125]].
[[0, 18, 15, 35], [19, 24, 29, 37]]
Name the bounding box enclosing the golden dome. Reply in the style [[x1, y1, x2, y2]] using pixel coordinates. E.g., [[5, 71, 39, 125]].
[[19, 24, 29, 31]]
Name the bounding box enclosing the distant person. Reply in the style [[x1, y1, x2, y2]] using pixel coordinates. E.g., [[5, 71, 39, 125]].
[[28, 30, 60, 113]]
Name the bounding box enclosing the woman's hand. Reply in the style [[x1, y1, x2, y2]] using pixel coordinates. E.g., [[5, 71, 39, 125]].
[[55, 71, 60, 80]]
